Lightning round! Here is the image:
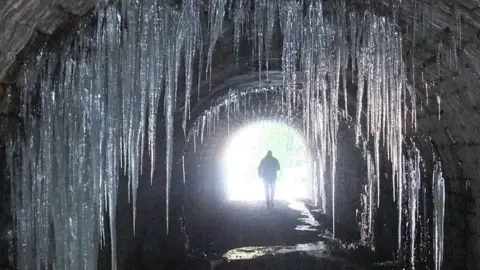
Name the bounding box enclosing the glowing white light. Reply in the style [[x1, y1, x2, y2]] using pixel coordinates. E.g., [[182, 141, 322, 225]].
[[222, 121, 310, 201]]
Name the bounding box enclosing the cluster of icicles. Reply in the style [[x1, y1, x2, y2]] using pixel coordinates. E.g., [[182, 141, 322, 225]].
[[5, 0, 445, 270], [191, 91, 445, 270]]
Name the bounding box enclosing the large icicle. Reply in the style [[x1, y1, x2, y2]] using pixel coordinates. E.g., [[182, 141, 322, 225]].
[[433, 157, 445, 270], [206, 0, 227, 89], [407, 143, 421, 269], [182, 0, 200, 136]]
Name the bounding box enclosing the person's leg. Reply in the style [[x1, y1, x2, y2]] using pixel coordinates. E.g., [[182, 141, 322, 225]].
[[270, 180, 276, 207], [263, 181, 270, 208], [267, 182, 273, 208]]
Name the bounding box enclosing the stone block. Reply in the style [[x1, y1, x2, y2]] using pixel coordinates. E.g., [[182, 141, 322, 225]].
[[429, 129, 449, 145], [461, 160, 480, 177], [470, 8, 480, 29], [469, 173, 480, 196], [0, 1, 51, 38], [459, 88, 480, 109], [445, 249, 466, 269], [466, 253, 477, 270], [0, 0, 95, 83], [467, 233, 480, 250], [0, 84, 5, 113], [457, 147, 477, 164], [53, 0, 95, 15], [0, 21, 28, 50], [451, 195, 468, 211], [448, 178, 465, 194], [474, 237, 480, 261], [36, 7, 69, 34], [429, 3, 456, 31], [448, 226, 466, 245], [0, 53, 16, 82], [436, 147, 458, 177], [417, 119, 435, 134], [467, 214, 478, 234], [464, 43, 480, 77], [451, 208, 467, 230]]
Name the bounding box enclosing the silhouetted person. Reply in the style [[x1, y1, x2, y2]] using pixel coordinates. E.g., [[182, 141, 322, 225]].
[[258, 150, 280, 209]]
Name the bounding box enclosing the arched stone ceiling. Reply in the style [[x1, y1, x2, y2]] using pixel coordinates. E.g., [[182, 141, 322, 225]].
[[0, 0, 95, 80], [1, 0, 480, 268]]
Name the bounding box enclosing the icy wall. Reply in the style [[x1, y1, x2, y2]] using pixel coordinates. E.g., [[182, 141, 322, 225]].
[[2, 0, 448, 270]]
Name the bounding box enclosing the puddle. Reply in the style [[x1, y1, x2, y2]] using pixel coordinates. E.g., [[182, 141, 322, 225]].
[[287, 201, 320, 231], [373, 260, 398, 267], [223, 241, 328, 261], [295, 224, 318, 231]]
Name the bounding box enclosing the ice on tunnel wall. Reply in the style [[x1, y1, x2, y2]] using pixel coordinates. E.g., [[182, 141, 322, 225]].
[[358, 142, 378, 250], [4, 0, 446, 269], [433, 156, 445, 270]]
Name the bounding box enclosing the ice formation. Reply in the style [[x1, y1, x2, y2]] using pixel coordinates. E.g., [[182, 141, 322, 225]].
[[5, 0, 447, 269]]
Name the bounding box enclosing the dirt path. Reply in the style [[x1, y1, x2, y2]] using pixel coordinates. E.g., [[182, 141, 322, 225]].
[[187, 200, 378, 270]]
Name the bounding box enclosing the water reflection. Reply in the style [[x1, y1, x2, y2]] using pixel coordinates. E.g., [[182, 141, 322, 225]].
[[287, 201, 320, 232], [223, 241, 328, 260]]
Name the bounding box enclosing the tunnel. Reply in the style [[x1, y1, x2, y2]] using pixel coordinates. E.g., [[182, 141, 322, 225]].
[[0, 0, 476, 269]]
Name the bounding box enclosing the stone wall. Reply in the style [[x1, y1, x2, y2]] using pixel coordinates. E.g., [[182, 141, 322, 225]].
[[407, 2, 480, 268], [0, 0, 94, 82], [1, 0, 480, 269]]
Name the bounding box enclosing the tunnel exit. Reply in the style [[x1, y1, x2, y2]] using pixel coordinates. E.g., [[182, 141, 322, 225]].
[[221, 121, 311, 202]]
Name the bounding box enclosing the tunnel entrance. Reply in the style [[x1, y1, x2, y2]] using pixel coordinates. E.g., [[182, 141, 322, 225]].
[[0, 0, 454, 268], [221, 121, 311, 201]]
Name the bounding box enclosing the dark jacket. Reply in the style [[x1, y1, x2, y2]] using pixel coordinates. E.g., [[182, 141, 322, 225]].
[[258, 155, 280, 181]]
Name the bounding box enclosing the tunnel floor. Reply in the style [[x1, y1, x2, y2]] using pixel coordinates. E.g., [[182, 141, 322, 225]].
[[185, 201, 396, 270]]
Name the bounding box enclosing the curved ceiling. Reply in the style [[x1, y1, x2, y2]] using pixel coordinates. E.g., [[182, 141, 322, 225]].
[[0, 0, 479, 269]]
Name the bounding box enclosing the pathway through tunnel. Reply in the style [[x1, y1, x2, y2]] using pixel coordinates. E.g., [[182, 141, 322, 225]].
[[185, 121, 392, 270], [0, 1, 452, 269], [222, 121, 311, 202]]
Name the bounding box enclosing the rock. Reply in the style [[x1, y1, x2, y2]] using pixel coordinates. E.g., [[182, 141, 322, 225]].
[[0, 0, 95, 83]]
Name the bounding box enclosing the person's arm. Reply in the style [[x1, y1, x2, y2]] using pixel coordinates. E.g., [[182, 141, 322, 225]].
[[276, 159, 280, 171], [258, 160, 263, 177]]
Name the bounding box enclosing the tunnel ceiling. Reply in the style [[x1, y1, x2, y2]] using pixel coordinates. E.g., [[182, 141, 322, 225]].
[[0, 0, 94, 81], [1, 0, 480, 269], [0, 0, 95, 119], [1, 0, 480, 159]]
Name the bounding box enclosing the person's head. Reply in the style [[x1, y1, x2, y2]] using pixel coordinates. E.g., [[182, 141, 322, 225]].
[[267, 150, 272, 157]]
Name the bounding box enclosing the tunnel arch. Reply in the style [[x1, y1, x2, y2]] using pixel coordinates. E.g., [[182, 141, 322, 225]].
[[181, 85, 387, 244], [220, 120, 312, 201], [0, 1, 476, 269]]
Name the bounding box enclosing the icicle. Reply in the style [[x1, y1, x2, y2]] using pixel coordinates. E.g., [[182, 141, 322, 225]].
[[254, 0, 266, 81], [232, 0, 246, 66], [437, 95, 441, 120], [423, 72, 428, 106], [200, 114, 206, 145], [433, 158, 445, 270], [407, 143, 421, 269], [454, 7, 461, 70], [437, 42, 442, 81], [197, 37, 204, 100], [279, 1, 300, 118], [206, 0, 227, 90], [182, 0, 199, 137], [147, 4, 165, 184], [7, 2, 432, 270], [265, 1, 277, 74], [360, 147, 377, 249], [182, 155, 186, 184], [165, 12, 177, 234]]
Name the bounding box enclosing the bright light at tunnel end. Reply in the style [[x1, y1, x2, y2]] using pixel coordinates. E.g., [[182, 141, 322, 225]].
[[222, 121, 311, 202]]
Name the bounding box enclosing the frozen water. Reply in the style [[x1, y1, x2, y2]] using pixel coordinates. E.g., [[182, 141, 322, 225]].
[[433, 157, 445, 270], [5, 1, 445, 269]]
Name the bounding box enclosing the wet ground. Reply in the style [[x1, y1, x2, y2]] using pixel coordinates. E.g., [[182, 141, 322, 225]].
[[186, 200, 395, 270]]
